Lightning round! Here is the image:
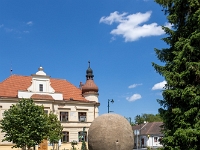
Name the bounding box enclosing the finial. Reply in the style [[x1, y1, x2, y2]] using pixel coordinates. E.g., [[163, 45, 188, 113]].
[[10, 68, 13, 75], [36, 66, 46, 76], [86, 61, 94, 80], [38, 66, 43, 71]]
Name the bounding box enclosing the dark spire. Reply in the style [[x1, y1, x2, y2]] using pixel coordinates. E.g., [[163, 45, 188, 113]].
[[86, 61, 94, 80]]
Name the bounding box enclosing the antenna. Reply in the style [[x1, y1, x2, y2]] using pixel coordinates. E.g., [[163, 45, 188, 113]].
[[10, 63, 13, 75]]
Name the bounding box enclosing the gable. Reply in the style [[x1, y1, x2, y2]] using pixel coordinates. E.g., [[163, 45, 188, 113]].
[[0, 75, 87, 101]]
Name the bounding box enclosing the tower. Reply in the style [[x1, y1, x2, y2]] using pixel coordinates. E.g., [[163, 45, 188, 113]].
[[81, 61, 99, 102]]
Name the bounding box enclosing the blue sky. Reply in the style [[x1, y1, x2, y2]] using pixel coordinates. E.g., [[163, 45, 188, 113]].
[[0, 0, 169, 121]]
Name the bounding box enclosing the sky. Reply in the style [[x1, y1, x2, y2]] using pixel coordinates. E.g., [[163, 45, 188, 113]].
[[0, 0, 169, 122]]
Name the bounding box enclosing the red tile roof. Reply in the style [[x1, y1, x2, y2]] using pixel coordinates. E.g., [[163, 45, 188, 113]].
[[81, 79, 98, 94], [0, 75, 87, 101]]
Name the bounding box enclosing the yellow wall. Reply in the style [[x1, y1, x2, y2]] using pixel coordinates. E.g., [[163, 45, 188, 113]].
[[0, 142, 88, 150]]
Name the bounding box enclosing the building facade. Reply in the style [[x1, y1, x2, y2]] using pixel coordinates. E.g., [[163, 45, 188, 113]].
[[0, 64, 99, 150], [132, 122, 163, 148]]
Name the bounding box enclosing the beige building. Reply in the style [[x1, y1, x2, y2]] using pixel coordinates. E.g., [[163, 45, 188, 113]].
[[0, 64, 100, 150]]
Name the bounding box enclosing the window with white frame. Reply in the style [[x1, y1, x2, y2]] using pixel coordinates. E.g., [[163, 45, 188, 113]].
[[39, 84, 43, 92], [60, 112, 68, 122], [78, 112, 86, 122]]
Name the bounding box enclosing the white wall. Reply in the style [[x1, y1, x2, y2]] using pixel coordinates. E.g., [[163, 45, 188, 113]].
[[146, 135, 163, 147]]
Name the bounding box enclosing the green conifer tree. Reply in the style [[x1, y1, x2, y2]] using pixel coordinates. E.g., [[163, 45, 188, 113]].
[[153, 0, 200, 149]]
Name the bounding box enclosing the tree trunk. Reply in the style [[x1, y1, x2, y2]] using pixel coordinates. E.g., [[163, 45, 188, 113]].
[[53, 143, 55, 150]]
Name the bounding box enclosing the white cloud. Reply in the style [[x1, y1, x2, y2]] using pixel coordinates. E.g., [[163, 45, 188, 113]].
[[165, 22, 173, 28], [128, 83, 142, 89], [100, 11, 127, 25], [152, 80, 167, 90], [27, 21, 33, 26], [100, 11, 168, 42], [126, 94, 142, 102]]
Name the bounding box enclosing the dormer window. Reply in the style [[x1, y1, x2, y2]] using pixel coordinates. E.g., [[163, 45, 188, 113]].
[[39, 84, 43, 92]]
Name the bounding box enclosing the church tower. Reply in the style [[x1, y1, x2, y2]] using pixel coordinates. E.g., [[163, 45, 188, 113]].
[[81, 61, 99, 102]]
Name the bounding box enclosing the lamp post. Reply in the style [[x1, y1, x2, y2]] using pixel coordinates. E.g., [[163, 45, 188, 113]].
[[82, 127, 86, 142], [108, 99, 114, 113], [129, 117, 132, 125], [81, 127, 87, 150]]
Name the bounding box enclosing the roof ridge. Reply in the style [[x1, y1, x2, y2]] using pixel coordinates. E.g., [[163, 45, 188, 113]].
[[2, 74, 79, 86], [50, 77, 67, 80], [141, 122, 148, 130]]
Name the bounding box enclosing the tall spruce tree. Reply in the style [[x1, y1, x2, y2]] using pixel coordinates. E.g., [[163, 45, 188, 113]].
[[153, 0, 200, 149]]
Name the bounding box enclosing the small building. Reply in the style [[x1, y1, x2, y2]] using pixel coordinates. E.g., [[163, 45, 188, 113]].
[[132, 122, 163, 148], [0, 63, 99, 150]]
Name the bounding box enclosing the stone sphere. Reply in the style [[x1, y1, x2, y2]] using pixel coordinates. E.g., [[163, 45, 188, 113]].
[[88, 113, 134, 150]]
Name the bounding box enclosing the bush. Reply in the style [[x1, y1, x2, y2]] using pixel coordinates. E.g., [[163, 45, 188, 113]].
[[81, 140, 87, 150], [147, 146, 151, 150]]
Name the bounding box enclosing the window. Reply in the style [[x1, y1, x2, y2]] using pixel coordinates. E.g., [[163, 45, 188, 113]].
[[60, 112, 68, 122], [78, 131, 87, 142], [158, 136, 163, 143], [39, 84, 43, 92], [154, 137, 158, 142], [44, 110, 48, 114], [78, 112, 86, 122], [61, 131, 69, 143]]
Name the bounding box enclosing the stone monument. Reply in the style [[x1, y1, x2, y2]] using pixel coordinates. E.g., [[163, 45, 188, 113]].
[[88, 113, 134, 150]]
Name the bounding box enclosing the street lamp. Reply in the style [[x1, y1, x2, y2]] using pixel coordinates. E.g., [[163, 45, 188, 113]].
[[108, 99, 114, 113], [129, 117, 132, 125], [82, 127, 86, 142]]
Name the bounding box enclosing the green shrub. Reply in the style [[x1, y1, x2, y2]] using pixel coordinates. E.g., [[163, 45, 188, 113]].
[[156, 147, 164, 150], [147, 146, 151, 150]]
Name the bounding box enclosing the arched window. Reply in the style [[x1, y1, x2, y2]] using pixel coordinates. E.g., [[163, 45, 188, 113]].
[[78, 131, 87, 142], [61, 131, 69, 143]]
